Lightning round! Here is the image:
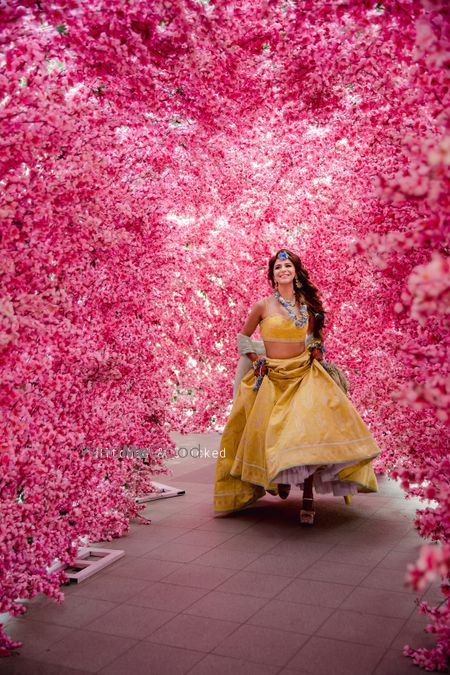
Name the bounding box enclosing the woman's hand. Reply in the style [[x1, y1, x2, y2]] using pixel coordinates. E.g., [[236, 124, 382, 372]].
[[254, 363, 268, 378], [310, 347, 324, 363], [251, 356, 268, 379]]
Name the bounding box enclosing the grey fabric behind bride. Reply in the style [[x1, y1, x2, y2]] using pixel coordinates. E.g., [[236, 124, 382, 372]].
[[233, 338, 266, 399]]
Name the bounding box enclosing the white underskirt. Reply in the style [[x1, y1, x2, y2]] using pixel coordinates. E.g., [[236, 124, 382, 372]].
[[274, 460, 360, 496]]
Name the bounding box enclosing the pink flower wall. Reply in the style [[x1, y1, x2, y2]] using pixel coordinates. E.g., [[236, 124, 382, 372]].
[[1, 0, 448, 667]]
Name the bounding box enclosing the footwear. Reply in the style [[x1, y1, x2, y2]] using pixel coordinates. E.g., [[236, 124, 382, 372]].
[[278, 483, 291, 500], [300, 497, 315, 526]]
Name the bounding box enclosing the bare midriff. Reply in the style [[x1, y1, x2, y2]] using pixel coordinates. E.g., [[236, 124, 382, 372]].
[[258, 297, 309, 359], [262, 340, 306, 359]]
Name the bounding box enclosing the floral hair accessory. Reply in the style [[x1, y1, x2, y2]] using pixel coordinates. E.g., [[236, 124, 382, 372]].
[[277, 250, 289, 260]]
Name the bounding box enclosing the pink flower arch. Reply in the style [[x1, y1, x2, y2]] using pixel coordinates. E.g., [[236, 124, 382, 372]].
[[0, 0, 448, 667]]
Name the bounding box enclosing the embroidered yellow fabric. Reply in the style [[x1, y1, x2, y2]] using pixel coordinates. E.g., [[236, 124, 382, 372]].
[[214, 350, 380, 514], [259, 314, 308, 343]]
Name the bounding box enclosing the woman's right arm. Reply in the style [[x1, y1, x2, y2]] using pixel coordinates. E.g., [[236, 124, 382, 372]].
[[237, 300, 265, 363]]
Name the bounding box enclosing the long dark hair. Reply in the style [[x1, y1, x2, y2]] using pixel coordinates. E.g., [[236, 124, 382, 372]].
[[268, 249, 325, 337]]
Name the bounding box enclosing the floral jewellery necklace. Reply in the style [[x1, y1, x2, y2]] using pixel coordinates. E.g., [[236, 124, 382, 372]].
[[274, 289, 309, 328], [283, 296, 296, 307]]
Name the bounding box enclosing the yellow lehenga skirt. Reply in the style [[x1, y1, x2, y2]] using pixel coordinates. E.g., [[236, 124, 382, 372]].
[[214, 350, 381, 514]]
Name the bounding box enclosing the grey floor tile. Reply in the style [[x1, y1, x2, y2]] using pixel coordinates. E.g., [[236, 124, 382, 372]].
[[143, 542, 214, 563], [193, 547, 262, 570], [0, 619, 71, 659], [214, 624, 309, 667], [215, 570, 292, 598], [148, 613, 240, 652], [161, 562, 236, 589], [277, 578, 351, 608], [24, 596, 117, 629], [184, 590, 268, 622], [286, 636, 385, 675], [373, 648, 430, 674], [248, 599, 333, 635], [299, 561, 372, 585], [36, 629, 137, 672], [97, 641, 204, 675], [340, 587, 417, 619], [187, 654, 279, 675], [126, 580, 208, 612], [317, 609, 404, 647], [85, 603, 175, 638], [0, 657, 91, 675]]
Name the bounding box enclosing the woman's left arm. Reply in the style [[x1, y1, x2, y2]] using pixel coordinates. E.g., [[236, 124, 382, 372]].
[[307, 311, 324, 362]]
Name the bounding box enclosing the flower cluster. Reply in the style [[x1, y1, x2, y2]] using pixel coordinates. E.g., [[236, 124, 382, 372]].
[[404, 544, 450, 673], [1, 0, 448, 666]]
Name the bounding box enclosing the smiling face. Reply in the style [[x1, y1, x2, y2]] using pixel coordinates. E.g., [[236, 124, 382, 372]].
[[273, 257, 296, 285]]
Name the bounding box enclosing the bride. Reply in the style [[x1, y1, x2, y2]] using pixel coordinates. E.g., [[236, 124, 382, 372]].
[[213, 248, 381, 525]]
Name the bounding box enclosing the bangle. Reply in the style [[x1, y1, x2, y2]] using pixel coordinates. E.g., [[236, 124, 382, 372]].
[[252, 357, 267, 392], [307, 339, 326, 353]]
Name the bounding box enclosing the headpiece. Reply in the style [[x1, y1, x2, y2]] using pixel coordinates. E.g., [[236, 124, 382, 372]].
[[277, 250, 289, 260]]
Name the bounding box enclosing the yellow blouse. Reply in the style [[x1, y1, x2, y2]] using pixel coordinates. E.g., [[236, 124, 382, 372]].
[[260, 310, 309, 343]]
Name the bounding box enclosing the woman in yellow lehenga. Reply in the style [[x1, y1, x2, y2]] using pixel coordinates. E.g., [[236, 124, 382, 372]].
[[214, 249, 381, 525]]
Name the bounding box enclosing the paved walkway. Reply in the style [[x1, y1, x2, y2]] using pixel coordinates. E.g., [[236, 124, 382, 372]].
[[1, 433, 440, 675]]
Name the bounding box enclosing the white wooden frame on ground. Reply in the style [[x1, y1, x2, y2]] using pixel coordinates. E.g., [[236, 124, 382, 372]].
[[50, 547, 125, 583], [42, 483, 185, 587], [135, 481, 185, 503]]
